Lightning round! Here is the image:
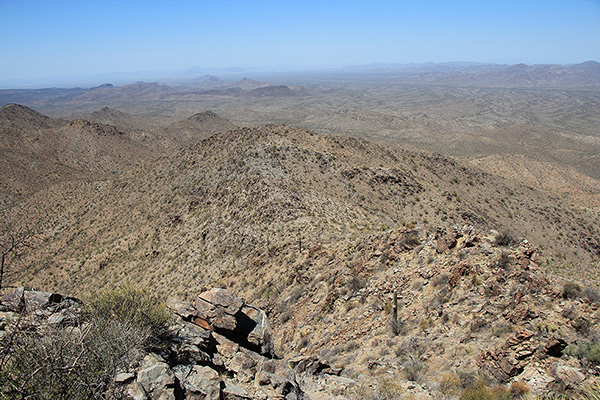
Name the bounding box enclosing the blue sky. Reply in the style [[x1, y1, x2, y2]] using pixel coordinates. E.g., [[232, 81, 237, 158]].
[[1, 0, 599, 83]]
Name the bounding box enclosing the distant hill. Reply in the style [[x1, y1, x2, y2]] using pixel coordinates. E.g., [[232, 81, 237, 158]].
[[67, 82, 174, 102], [231, 77, 270, 90], [155, 110, 235, 148], [0, 104, 235, 208], [0, 79, 309, 107], [244, 85, 307, 97], [83, 107, 159, 131], [7, 124, 599, 297], [189, 74, 227, 88]]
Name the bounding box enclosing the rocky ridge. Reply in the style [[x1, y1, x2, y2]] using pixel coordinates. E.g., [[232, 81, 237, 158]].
[[1, 223, 599, 399]]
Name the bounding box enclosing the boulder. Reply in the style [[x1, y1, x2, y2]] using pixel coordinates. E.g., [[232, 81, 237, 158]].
[[289, 355, 330, 375], [167, 299, 197, 320], [115, 372, 135, 383], [136, 353, 176, 400], [235, 305, 274, 357], [222, 380, 252, 399], [173, 364, 220, 400], [213, 331, 241, 358], [193, 289, 243, 332], [197, 288, 244, 315], [478, 329, 538, 382], [256, 359, 302, 399], [555, 365, 586, 389], [3, 287, 62, 312], [436, 229, 457, 254], [226, 348, 262, 383]]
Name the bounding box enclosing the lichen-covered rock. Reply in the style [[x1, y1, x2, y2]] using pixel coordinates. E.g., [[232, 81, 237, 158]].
[[193, 288, 244, 332]]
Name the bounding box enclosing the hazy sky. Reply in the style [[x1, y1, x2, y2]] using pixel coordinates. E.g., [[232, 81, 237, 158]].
[[1, 0, 599, 82]]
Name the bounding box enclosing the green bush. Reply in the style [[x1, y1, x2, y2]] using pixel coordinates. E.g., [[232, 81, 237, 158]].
[[565, 341, 600, 366], [0, 285, 171, 399], [85, 284, 171, 344]]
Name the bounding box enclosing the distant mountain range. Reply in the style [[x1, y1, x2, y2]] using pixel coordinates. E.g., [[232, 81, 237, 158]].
[[1, 61, 599, 91], [0, 78, 309, 107], [326, 61, 600, 87]]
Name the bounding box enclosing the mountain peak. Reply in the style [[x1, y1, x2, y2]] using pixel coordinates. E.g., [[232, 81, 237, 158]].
[[0, 103, 57, 130], [186, 110, 221, 122]]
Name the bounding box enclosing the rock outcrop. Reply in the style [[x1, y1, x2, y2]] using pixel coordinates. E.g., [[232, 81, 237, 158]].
[[154, 288, 300, 400], [1, 287, 303, 400]]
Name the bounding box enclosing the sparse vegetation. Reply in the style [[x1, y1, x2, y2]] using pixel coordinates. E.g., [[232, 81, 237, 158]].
[[495, 231, 516, 247], [0, 286, 170, 399], [2, 77, 600, 399], [563, 282, 583, 299], [461, 380, 511, 400], [565, 340, 600, 366]]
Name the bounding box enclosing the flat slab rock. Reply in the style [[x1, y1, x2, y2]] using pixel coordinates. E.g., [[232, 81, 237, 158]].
[[197, 288, 244, 315]]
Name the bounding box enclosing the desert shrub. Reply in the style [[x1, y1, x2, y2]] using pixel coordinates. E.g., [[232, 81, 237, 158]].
[[562, 305, 579, 320], [401, 234, 421, 248], [578, 384, 600, 400], [565, 341, 600, 366], [349, 375, 404, 400], [411, 279, 424, 291], [85, 285, 170, 336], [347, 274, 364, 295], [583, 286, 600, 304], [0, 286, 170, 399], [470, 317, 488, 333], [491, 320, 513, 337], [402, 358, 423, 382], [279, 310, 293, 323], [458, 369, 480, 388], [390, 317, 407, 336], [419, 317, 433, 331], [461, 380, 511, 400], [439, 373, 461, 397], [495, 231, 516, 247], [497, 251, 511, 270], [563, 282, 583, 299], [510, 381, 530, 397], [433, 273, 450, 287]]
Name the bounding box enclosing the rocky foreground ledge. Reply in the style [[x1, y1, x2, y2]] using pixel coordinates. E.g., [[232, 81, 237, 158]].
[[0, 287, 327, 400]]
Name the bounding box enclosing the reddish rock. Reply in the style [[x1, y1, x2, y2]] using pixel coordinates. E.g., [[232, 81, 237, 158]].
[[192, 316, 211, 330], [449, 262, 471, 289]]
